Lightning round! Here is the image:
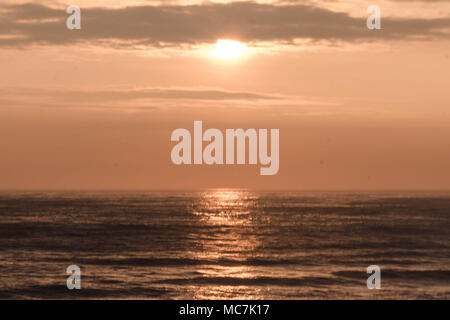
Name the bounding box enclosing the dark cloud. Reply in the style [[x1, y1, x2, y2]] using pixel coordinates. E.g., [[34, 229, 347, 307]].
[[0, 2, 449, 48], [0, 87, 281, 103]]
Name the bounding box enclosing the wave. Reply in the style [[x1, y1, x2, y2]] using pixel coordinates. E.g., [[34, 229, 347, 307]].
[[48, 257, 304, 267], [334, 269, 450, 282], [153, 275, 355, 287], [0, 284, 169, 299]]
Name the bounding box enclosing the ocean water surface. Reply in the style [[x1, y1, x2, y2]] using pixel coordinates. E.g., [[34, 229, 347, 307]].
[[0, 190, 449, 299]]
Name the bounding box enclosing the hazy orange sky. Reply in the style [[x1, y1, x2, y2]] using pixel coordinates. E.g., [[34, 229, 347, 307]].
[[0, 0, 449, 190]]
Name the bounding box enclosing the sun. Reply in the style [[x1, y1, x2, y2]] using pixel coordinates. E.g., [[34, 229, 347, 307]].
[[212, 40, 246, 60]]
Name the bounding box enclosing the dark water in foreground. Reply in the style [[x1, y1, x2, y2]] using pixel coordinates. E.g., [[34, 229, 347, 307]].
[[0, 190, 449, 299]]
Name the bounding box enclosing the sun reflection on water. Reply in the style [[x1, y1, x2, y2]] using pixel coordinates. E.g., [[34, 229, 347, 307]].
[[191, 189, 258, 225], [188, 189, 265, 299]]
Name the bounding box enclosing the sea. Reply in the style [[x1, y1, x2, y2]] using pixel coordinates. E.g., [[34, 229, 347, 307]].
[[0, 190, 449, 299]]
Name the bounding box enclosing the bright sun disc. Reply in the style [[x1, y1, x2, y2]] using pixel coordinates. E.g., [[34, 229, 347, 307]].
[[212, 40, 246, 60]]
